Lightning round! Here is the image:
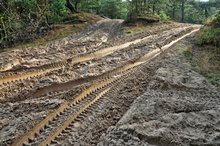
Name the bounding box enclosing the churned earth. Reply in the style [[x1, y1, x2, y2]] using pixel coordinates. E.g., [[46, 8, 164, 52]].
[[98, 37, 220, 146], [0, 18, 218, 146]]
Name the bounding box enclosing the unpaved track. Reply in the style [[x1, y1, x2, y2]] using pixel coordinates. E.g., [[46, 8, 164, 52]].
[[0, 25, 194, 102], [0, 22, 181, 87], [1, 26, 196, 103], [0, 20, 202, 146]]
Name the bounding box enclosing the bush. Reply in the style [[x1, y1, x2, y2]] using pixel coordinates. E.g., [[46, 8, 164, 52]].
[[206, 11, 220, 28], [0, 0, 70, 48], [196, 27, 220, 47], [159, 11, 170, 20], [49, 0, 68, 21], [196, 11, 220, 47]]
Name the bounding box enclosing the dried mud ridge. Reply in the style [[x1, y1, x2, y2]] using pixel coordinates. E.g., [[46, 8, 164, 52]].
[[1, 26, 201, 146]]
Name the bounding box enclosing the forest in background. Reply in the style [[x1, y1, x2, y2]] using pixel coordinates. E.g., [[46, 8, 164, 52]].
[[0, 0, 220, 48]]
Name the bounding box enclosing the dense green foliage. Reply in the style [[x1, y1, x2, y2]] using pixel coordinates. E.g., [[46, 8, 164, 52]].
[[197, 11, 220, 47], [49, 0, 68, 21], [197, 27, 220, 46], [126, 0, 220, 23], [100, 0, 128, 19], [0, 0, 68, 48], [208, 10, 220, 27]]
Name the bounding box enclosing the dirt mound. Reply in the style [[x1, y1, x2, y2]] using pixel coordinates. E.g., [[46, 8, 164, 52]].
[[125, 15, 161, 26], [63, 12, 103, 24]]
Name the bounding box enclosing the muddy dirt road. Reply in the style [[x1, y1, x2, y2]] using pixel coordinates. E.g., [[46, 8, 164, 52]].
[[0, 19, 218, 146]]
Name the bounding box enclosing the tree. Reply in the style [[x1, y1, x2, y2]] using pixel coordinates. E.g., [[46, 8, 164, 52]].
[[171, 0, 177, 19], [65, 0, 81, 13], [181, 0, 186, 22], [100, 0, 128, 19]]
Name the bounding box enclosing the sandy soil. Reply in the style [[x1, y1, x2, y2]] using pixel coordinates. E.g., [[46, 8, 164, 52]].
[[0, 19, 213, 146]]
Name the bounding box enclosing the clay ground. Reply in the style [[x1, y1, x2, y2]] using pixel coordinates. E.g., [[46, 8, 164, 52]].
[[0, 19, 219, 146]]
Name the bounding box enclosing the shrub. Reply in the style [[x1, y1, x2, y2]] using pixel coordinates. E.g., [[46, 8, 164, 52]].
[[196, 27, 220, 47], [206, 11, 220, 28], [159, 11, 170, 20], [49, 0, 68, 21], [196, 11, 220, 47], [0, 0, 70, 48]]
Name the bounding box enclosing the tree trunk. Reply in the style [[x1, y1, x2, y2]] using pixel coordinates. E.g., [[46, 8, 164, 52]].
[[144, 0, 147, 13], [96, 0, 100, 15], [96, 9, 100, 15], [181, 0, 185, 22], [172, 1, 176, 19], [205, 7, 208, 19], [75, 1, 79, 12], [153, 4, 155, 14], [153, 1, 156, 14], [135, 0, 138, 16], [65, 0, 77, 13], [147, 1, 150, 13]]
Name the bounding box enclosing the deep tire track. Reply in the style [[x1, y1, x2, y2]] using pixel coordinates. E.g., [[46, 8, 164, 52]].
[[1, 26, 197, 103], [9, 27, 201, 146], [0, 24, 186, 87]]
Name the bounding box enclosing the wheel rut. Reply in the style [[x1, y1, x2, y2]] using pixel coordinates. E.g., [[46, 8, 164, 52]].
[[1, 25, 197, 103], [0, 24, 186, 87], [8, 27, 201, 146], [0, 22, 203, 146]]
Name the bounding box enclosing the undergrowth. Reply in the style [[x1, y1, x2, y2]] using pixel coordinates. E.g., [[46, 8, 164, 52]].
[[195, 11, 220, 47], [181, 45, 220, 88]]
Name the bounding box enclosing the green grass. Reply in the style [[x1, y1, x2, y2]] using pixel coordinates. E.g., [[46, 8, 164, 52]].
[[179, 47, 193, 59], [200, 71, 220, 87], [123, 24, 149, 34]]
